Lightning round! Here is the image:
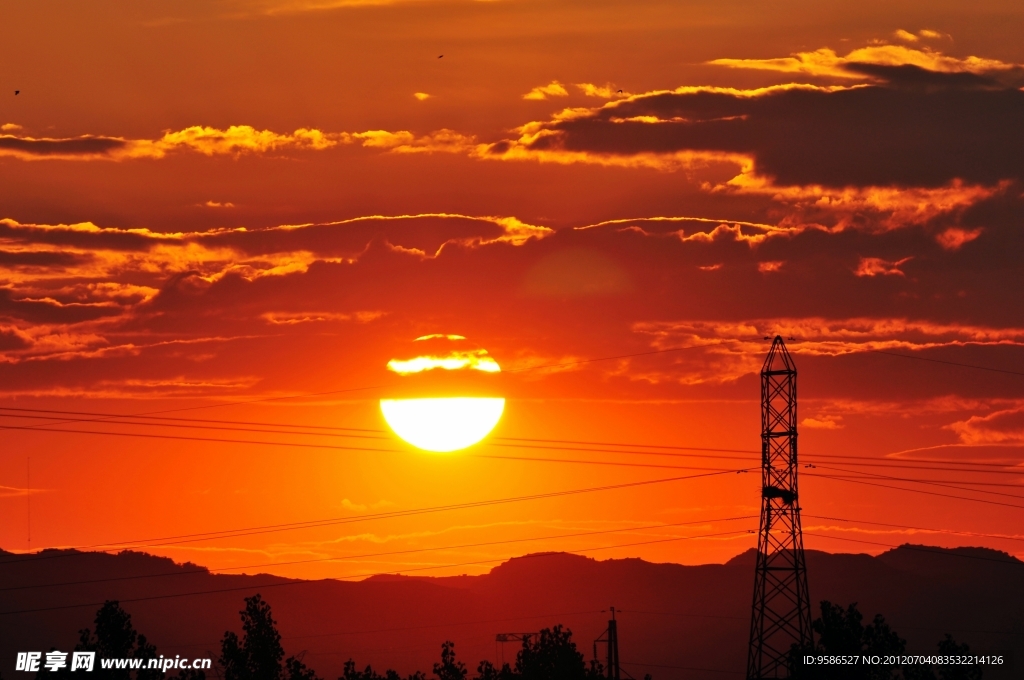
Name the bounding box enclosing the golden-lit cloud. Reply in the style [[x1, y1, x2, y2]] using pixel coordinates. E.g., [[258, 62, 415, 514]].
[[637, 318, 1024, 357], [261, 310, 386, 325], [0, 125, 345, 161], [707, 45, 1021, 80], [523, 81, 569, 101], [0, 125, 479, 161], [722, 177, 1002, 232], [0, 213, 553, 365], [626, 318, 1024, 385], [575, 83, 629, 99], [413, 92, 432, 101], [895, 29, 952, 43], [350, 129, 477, 154], [387, 348, 500, 375]]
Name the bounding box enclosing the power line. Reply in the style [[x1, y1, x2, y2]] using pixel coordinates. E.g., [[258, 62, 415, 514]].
[[0, 411, 387, 441], [806, 473, 1024, 510], [0, 422, 402, 454], [811, 464, 1024, 500], [0, 529, 753, 616], [5, 409, 1023, 482], [0, 515, 757, 592], [477, 454, 744, 473], [0, 469, 749, 563], [869, 349, 1024, 378], [802, 532, 1024, 566], [803, 514, 1024, 544], [809, 474, 1024, 489], [4, 342, 719, 432], [6, 404, 1023, 478]]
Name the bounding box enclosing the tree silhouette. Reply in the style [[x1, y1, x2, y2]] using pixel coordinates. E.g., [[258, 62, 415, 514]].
[[45, 601, 163, 680], [472, 661, 512, 680], [508, 626, 604, 680], [902, 635, 984, 680], [433, 642, 467, 680], [220, 594, 321, 680], [789, 601, 906, 680], [340, 660, 426, 680], [790, 601, 983, 680]]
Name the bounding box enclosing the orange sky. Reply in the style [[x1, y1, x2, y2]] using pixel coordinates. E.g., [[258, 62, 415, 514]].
[[2, 0, 1024, 582]]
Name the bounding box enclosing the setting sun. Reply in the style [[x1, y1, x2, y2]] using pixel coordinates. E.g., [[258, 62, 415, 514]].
[[380, 397, 506, 452], [380, 335, 505, 451]]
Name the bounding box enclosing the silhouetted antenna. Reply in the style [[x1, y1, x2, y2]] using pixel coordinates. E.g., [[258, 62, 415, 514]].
[[747, 336, 813, 678], [594, 607, 621, 680], [495, 632, 534, 666]]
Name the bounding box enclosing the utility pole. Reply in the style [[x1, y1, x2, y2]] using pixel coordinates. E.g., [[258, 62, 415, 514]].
[[746, 336, 813, 679], [594, 607, 620, 680]]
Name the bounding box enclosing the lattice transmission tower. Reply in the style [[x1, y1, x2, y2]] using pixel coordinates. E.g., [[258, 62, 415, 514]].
[[746, 336, 813, 679]]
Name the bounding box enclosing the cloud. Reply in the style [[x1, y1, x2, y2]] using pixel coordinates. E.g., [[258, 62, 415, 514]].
[[481, 57, 1024, 193], [0, 125, 345, 161], [854, 256, 912, 277], [636, 317, 1024, 357], [802, 415, 843, 429], [575, 83, 628, 99], [413, 92, 431, 101], [523, 81, 570, 101], [935, 227, 982, 250], [627, 316, 1024, 385], [0, 133, 130, 160], [0, 124, 478, 161], [261, 310, 385, 324], [203, 200, 236, 208], [0, 213, 553, 367], [947, 407, 1024, 445], [349, 129, 477, 154], [707, 45, 1022, 82]]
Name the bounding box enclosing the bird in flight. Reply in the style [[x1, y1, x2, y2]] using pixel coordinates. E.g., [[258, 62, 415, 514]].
[[438, 54, 443, 59], [617, 89, 623, 93], [14, 90, 19, 95]]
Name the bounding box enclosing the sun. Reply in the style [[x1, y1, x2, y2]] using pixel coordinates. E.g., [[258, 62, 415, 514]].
[[380, 335, 505, 453], [380, 397, 505, 452]]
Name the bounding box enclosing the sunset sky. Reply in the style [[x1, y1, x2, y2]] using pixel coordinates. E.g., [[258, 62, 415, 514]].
[[2, 0, 1024, 581]]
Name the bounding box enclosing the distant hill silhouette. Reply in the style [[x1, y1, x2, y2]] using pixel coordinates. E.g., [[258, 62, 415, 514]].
[[1, 547, 1021, 680]]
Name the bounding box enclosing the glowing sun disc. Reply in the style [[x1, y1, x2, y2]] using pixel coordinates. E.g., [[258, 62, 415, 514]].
[[380, 397, 505, 452]]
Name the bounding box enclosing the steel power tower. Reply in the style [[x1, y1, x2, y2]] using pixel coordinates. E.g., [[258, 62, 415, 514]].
[[746, 336, 813, 679]]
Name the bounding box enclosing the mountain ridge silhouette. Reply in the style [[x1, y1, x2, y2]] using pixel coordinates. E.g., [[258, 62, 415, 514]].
[[1, 546, 1021, 680]]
